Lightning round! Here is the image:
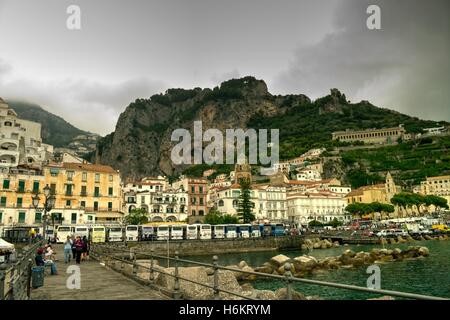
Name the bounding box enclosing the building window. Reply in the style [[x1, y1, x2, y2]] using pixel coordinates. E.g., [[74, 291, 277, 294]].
[[81, 186, 87, 196], [88, 215, 93, 221], [18, 180, 25, 192], [192, 210, 196, 215], [94, 202, 98, 211], [95, 174, 100, 183], [50, 183, 56, 195], [108, 202, 113, 211], [108, 187, 113, 196], [67, 171, 74, 181], [17, 197, 22, 208], [66, 200, 71, 207], [199, 186, 203, 193], [34, 212, 41, 223], [18, 212, 26, 223], [0, 212, 2, 223], [199, 210, 204, 216], [33, 181, 40, 193], [94, 187, 100, 197], [0, 197, 6, 207], [66, 184, 73, 196], [80, 201, 86, 208], [109, 175, 113, 182], [3, 179, 10, 189], [191, 186, 195, 193], [82, 172, 87, 182], [199, 197, 204, 205], [191, 197, 196, 204], [218, 200, 224, 207], [71, 213, 77, 224]]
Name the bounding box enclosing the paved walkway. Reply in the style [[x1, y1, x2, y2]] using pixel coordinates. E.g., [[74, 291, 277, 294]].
[[31, 245, 168, 300]]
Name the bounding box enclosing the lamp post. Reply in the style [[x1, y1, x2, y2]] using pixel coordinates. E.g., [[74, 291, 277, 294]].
[[32, 184, 56, 242]]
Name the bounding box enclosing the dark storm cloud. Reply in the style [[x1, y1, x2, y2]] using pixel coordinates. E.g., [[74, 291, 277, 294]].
[[274, 0, 450, 122]]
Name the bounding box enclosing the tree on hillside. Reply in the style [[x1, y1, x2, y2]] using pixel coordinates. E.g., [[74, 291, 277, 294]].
[[123, 208, 148, 225], [237, 177, 255, 223], [424, 195, 449, 213]]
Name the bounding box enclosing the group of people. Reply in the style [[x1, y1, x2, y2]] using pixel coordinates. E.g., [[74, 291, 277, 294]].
[[63, 235, 90, 264]]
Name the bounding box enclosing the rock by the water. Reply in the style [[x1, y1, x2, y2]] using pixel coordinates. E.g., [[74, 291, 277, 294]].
[[270, 254, 291, 268]]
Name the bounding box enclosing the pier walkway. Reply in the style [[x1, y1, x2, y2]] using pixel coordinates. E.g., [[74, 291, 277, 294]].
[[30, 245, 168, 300]]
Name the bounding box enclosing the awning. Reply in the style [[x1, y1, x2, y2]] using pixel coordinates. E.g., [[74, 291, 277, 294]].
[[0, 238, 15, 250]]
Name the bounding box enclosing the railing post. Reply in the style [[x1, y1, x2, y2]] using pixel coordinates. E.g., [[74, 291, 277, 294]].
[[173, 251, 181, 299], [213, 255, 220, 300], [284, 262, 293, 300], [26, 259, 32, 299], [132, 248, 138, 277], [149, 248, 155, 282], [0, 263, 6, 300]]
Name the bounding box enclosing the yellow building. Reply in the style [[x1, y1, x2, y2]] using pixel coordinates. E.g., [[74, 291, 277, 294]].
[[42, 162, 123, 224], [420, 175, 450, 204]]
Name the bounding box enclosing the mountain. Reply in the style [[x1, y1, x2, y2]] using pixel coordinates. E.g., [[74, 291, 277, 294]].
[[7, 100, 100, 152], [92, 76, 449, 181]]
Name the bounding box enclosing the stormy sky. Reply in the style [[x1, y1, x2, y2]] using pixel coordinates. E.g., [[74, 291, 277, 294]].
[[0, 0, 448, 135]]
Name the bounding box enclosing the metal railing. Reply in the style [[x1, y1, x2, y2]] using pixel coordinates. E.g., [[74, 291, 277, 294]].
[[0, 240, 44, 300], [91, 244, 448, 301]]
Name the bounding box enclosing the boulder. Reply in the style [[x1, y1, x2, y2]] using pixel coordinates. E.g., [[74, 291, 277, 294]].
[[156, 266, 242, 300], [255, 290, 277, 300], [293, 255, 318, 272], [226, 265, 243, 279], [238, 260, 248, 269], [240, 266, 256, 281], [389, 238, 397, 244], [270, 254, 291, 268], [380, 237, 388, 245], [313, 242, 321, 249], [418, 247, 429, 257], [397, 236, 407, 243], [339, 250, 356, 265], [240, 283, 254, 292], [418, 235, 425, 241], [255, 262, 273, 274], [275, 287, 307, 300], [333, 241, 340, 247], [424, 235, 433, 240]]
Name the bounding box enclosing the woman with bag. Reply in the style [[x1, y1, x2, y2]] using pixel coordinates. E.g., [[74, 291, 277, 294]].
[[75, 236, 84, 264]]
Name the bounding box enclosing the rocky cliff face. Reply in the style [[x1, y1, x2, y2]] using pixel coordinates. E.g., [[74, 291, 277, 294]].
[[94, 77, 309, 180]]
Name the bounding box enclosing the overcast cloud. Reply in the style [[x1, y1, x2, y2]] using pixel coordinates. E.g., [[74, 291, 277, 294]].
[[0, 0, 448, 135]]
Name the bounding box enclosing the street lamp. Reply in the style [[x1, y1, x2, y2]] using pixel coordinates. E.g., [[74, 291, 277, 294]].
[[32, 184, 56, 242]]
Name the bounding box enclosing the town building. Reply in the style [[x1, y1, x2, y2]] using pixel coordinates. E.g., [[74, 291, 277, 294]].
[[295, 168, 321, 181], [254, 184, 287, 222], [0, 98, 52, 169], [332, 126, 406, 144], [172, 176, 208, 223], [420, 175, 450, 204]]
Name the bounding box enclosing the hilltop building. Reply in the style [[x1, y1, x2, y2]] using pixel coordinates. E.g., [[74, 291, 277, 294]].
[[332, 126, 406, 145]]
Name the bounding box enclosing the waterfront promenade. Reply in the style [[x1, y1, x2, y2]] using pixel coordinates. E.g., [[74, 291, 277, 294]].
[[30, 245, 167, 300]]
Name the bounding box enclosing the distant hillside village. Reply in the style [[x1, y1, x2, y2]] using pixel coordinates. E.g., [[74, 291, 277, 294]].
[[0, 97, 449, 231]]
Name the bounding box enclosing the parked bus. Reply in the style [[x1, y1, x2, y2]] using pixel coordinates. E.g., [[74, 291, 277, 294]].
[[125, 225, 140, 241], [198, 224, 212, 240], [225, 225, 238, 238], [74, 226, 89, 239], [170, 224, 186, 240], [90, 226, 106, 243], [141, 225, 156, 241], [56, 226, 74, 243], [186, 224, 198, 240], [271, 223, 285, 236], [213, 225, 226, 239], [261, 224, 272, 237], [107, 226, 123, 242], [251, 224, 261, 237], [237, 224, 251, 238], [157, 225, 170, 240]]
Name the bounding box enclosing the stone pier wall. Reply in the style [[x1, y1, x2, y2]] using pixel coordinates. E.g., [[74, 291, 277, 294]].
[[104, 236, 303, 256]]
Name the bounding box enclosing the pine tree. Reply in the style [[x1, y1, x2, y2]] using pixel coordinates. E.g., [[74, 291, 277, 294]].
[[237, 177, 255, 223]]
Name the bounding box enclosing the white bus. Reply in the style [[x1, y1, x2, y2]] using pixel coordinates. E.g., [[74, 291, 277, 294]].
[[107, 226, 123, 242], [74, 226, 89, 239], [238, 224, 251, 238], [186, 224, 198, 240], [90, 226, 106, 243], [170, 225, 186, 240], [56, 226, 74, 243], [125, 225, 139, 241], [198, 224, 212, 240], [213, 225, 226, 239], [225, 225, 238, 239], [141, 226, 156, 241], [157, 225, 170, 240]]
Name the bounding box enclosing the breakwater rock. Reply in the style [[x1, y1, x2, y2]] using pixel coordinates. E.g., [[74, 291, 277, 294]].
[[301, 238, 340, 250], [253, 246, 430, 278]]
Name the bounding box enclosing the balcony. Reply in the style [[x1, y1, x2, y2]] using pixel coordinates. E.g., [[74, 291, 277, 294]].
[[65, 191, 73, 196], [80, 192, 87, 197]]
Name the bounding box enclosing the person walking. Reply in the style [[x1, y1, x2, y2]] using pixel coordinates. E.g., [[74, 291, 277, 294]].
[[75, 236, 84, 264], [71, 235, 77, 260], [63, 236, 73, 263]]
